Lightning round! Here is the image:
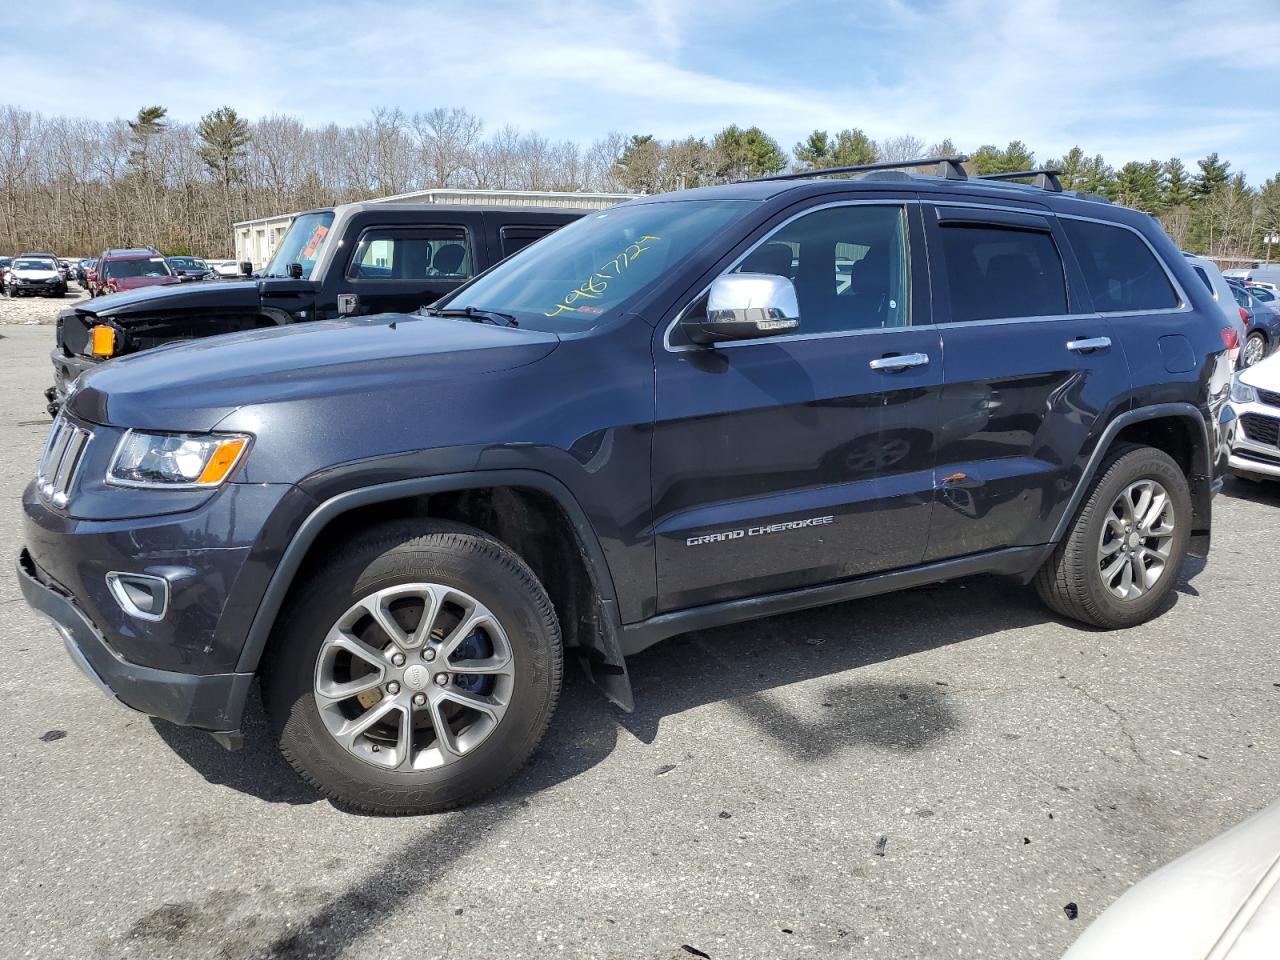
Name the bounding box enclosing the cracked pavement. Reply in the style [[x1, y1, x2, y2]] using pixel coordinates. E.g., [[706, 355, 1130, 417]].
[[2, 321, 1280, 959]]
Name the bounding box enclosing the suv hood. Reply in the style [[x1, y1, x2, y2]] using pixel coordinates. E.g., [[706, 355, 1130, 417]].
[[67, 313, 560, 431], [12, 267, 59, 279], [111, 275, 179, 291], [76, 278, 262, 319]]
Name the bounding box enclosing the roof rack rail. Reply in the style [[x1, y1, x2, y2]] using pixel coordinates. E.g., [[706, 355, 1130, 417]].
[[977, 169, 1063, 192], [753, 155, 970, 183]]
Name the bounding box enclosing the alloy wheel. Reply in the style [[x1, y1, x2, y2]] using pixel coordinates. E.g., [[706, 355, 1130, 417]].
[[1097, 479, 1175, 601], [313, 583, 515, 770], [1243, 334, 1266, 367]]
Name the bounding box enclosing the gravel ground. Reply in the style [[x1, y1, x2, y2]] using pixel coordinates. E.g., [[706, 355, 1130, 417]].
[[2, 322, 1280, 960], [0, 286, 88, 325]]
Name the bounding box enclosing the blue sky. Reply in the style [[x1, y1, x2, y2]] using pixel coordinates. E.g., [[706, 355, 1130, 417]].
[[10, 0, 1280, 181]]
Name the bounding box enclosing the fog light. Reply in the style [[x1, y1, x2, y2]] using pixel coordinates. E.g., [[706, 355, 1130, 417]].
[[106, 572, 169, 621]]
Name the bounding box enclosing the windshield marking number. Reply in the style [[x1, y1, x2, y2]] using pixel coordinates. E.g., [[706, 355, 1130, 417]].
[[544, 235, 661, 317]]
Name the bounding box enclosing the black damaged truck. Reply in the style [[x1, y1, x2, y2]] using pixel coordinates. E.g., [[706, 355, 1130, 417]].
[[45, 203, 583, 412]]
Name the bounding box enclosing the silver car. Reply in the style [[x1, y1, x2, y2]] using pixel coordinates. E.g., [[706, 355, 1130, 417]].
[[1227, 351, 1280, 480]]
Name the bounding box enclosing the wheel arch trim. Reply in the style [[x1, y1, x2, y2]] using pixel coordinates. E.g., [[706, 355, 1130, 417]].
[[1051, 401, 1211, 545], [234, 469, 626, 686]]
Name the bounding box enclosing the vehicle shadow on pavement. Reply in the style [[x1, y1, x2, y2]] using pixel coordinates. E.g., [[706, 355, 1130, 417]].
[[1221, 474, 1280, 507], [149, 690, 320, 805], [133, 572, 1204, 959], [149, 568, 1200, 809]]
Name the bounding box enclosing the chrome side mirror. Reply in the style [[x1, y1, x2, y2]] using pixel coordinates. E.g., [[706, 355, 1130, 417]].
[[681, 273, 800, 345]]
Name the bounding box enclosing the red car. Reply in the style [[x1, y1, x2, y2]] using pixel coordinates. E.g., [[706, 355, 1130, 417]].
[[90, 247, 180, 297]]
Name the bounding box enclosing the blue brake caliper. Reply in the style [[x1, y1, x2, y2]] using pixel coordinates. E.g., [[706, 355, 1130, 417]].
[[451, 628, 494, 696]]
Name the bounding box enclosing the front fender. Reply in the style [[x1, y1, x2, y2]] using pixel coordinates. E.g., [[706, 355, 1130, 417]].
[[231, 467, 631, 708]]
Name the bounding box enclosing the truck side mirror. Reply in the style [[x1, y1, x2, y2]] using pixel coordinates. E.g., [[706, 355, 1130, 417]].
[[287, 262, 303, 280], [239, 261, 254, 276]]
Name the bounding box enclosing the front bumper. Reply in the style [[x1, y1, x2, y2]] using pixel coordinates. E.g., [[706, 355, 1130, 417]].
[[48, 348, 98, 405], [9, 280, 63, 294], [1227, 400, 1280, 479], [18, 549, 252, 733]]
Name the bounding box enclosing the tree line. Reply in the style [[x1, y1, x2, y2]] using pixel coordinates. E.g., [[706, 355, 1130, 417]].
[[1, 103, 1277, 261]]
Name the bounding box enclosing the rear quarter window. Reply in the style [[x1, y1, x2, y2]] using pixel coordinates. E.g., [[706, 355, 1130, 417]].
[[1062, 219, 1179, 312]]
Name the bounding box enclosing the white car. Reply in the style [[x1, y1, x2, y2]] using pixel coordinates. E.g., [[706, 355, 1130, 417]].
[[1224, 265, 1280, 294], [206, 259, 241, 278], [1227, 352, 1280, 480], [1, 255, 67, 297], [1185, 253, 1247, 366], [1063, 797, 1280, 959]]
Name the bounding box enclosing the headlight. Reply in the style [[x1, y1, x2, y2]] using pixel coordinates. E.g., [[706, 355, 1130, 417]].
[[108, 431, 250, 489], [1230, 374, 1258, 404]]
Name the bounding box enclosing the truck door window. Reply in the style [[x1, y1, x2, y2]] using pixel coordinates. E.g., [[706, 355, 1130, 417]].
[[500, 226, 555, 258], [348, 227, 472, 281]]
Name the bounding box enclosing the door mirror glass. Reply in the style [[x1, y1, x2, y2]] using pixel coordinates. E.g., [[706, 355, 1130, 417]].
[[682, 273, 800, 345]]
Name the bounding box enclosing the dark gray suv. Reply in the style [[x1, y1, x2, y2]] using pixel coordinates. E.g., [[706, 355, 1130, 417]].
[[19, 158, 1235, 814]]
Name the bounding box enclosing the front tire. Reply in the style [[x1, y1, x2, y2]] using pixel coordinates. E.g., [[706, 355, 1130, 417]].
[[1035, 444, 1191, 629], [262, 520, 562, 815]]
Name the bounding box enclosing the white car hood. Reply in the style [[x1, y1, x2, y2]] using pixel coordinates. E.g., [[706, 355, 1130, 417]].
[[1238, 352, 1280, 391], [11, 268, 59, 279], [1063, 799, 1280, 959]]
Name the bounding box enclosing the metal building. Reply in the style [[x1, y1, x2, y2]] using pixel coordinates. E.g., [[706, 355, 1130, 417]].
[[233, 188, 635, 269]]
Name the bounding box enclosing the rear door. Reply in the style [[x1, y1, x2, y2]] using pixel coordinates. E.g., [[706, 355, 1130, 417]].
[[337, 222, 477, 316], [923, 201, 1131, 560], [652, 196, 942, 612]]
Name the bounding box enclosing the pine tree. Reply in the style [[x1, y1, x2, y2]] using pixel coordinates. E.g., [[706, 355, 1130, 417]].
[[712, 125, 787, 181], [197, 107, 252, 189], [1193, 153, 1230, 201], [794, 130, 832, 170], [1163, 157, 1193, 208], [127, 105, 167, 174]]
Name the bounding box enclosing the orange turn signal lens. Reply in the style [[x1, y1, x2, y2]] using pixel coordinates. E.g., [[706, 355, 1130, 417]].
[[90, 324, 117, 357], [196, 437, 249, 485]]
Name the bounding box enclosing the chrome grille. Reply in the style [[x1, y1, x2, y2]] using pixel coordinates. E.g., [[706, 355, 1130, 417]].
[[1258, 388, 1280, 409], [36, 414, 91, 507]]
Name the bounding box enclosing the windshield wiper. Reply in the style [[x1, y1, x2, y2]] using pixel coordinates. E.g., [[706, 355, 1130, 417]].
[[425, 305, 519, 327]]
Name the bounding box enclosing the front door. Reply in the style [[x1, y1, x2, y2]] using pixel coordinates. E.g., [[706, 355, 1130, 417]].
[[922, 202, 1132, 559], [338, 225, 476, 316], [652, 200, 942, 613]]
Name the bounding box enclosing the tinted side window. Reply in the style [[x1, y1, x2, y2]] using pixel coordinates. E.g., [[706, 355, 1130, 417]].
[[347, 227, 472, 281], [730, 204, 911, 334], [937, 224, 1067, 322], [1192, 266, 1214, 294], [1062, 219, 1178, 312]]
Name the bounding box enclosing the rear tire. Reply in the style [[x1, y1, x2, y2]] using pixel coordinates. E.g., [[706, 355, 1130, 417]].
[[1035, 444, 1191, 629], [262, 520, 562, 815]]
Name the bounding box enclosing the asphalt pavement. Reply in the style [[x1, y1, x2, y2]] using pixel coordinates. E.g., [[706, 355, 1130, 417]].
[[2, 321, 1279, 960]]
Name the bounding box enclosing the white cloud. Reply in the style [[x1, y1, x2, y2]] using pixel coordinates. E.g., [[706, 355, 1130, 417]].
[[4, 0, 1278, 180]]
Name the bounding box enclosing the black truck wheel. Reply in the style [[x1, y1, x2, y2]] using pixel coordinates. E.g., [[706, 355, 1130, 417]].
[[1034, 444, 1190, 629], [262, 520, 562, 815]]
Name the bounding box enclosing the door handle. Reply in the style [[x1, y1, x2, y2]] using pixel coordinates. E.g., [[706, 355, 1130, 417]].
[[1066, 336, 1111, 353], [869, 352, 929, 372]]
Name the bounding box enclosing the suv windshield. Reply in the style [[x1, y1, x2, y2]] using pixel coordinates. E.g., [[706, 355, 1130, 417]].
[[106, 257, 171, 278], [14, 259, 54, 270], [436, 199, 756, 331], [263, 211, 335, 279]]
